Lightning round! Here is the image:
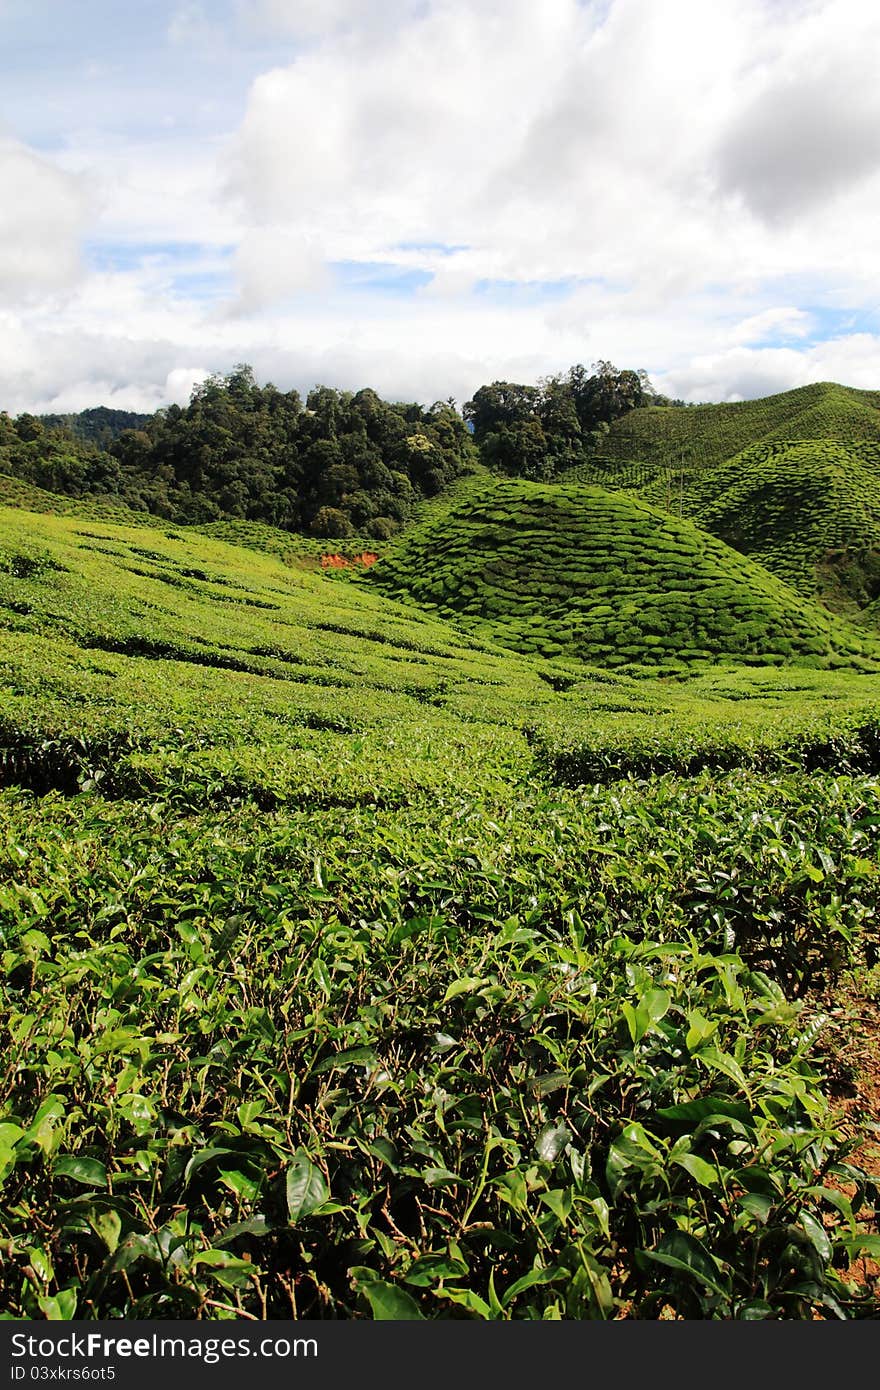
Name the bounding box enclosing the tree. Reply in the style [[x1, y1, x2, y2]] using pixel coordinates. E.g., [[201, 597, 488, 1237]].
[[483, 418, 551, 479], [463, 382, 540, 441], [566, 361, 646, 432], [310, 506, 354, 539], [14, 413, 44, 442], [305, 386, 342, 440], [368, 515, 397, 540], [537, 375, 581, 464]]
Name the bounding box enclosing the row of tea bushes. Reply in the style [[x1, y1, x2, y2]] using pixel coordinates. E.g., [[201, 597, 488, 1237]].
[[369, 478, 877, 671], [1, 773, 879, 1317]]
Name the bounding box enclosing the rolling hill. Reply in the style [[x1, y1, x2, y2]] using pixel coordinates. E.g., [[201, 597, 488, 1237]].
[[3, 487, 880, 1319], [674, 439, 880, 611], [573, 381, 880, 480], [559, 382, 880, 622], [367, 475, 877, 672]]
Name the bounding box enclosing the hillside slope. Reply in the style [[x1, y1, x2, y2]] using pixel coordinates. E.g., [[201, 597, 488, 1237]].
[[559, 385, 880, 619], [574, 382, 880, 480], [670, 440, 880, 611], [0, 504, 564, 808], [366, 477, 877, 672], [5, 501, 879, 795]]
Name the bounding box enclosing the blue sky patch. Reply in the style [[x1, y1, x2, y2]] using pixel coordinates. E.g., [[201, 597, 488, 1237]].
[[472, 276, 580, 305], [332, 260, 434, 295]]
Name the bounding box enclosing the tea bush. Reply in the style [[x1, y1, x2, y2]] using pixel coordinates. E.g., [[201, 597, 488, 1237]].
[[576, 381, 880, 477], [368, 478, 877, 671], [1, 780, 879, 1318], [1, 503, 879, 1319]]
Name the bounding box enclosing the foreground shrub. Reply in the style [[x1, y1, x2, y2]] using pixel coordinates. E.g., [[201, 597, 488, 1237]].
[[1, 791, 877, 1318]]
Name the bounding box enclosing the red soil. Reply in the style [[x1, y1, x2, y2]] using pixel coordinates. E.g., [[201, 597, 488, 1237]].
[[320, 552, 379, 569]]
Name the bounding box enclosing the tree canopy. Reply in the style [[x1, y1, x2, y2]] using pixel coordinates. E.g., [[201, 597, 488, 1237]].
[[0, 359, 674, 530], [1, 367, 476, 537], [462, 361, 672, 479]]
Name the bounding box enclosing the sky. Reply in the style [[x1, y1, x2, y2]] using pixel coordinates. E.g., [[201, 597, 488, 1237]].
[[2, 0, 880, 414]]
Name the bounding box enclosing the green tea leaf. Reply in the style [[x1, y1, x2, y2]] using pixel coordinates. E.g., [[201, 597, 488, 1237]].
[[644, 987, 671, 1022], [54, 1155, 107, 1188], [840, 1234, 880, 1260], [736, 1192, 773, 1223], [673, 1152, 717, 1188], [685, 1009, 717, 1052], [696, 1046, 749, 1094], [641, 1232, 729, 1298], [404, 1254, 468, 1287], [535, 1123, 572, 1163], [38, 1288, 77, 1321], [442, 976, 486, 1003], [658, 1097, 753, 1129], [799, 1211, 831, 1262], [0, 1123, 24, 1184], [361, 1279, 424, 1320], [286, 1153, 329, 1222], [89, 1209, 122, 1253], [501, 1264, 567, 1307]]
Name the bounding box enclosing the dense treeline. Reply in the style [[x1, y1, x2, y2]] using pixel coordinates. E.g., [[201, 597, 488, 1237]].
[[0, 360, 664, 534], [1, 366, 475, 537], [0, 410, 124, 499], [39, 406, 152, 449], [462, 360, 682, 479], [110, 366, 474, 535]]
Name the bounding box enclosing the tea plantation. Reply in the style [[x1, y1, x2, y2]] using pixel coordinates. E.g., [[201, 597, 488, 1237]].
[[565, 382, 880, 628], [1, 474, 880, 1319], [368, 476, 879, 673], [575, 381, 880, 478], [675, 441, 880, 610]]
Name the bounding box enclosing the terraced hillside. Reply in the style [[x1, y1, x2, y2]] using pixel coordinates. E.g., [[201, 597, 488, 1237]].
[[668, 440, 880, 610], [368, 477, 877, 672], [3, 498, 880, 1320], [0, 506, 554, 809], [4, 501, 880, 796], [571, 381, 880, 481]]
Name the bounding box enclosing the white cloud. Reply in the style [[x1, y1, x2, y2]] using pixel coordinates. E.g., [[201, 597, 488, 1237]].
[[656, 334, 880, 404], [238, 0, 421, 41], [227, 0, 598, 280], [54, 133, 240, 252], [232, 224, 330, 309], [225, 0, 880, 309], [714, 0, 880, 223], [0, 135, 89, 297], [730, 307, 814, 345], [4, 0, 880, 412]]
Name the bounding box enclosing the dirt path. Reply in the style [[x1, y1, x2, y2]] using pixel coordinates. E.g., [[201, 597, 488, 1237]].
[[817, 975, 880, 1305]]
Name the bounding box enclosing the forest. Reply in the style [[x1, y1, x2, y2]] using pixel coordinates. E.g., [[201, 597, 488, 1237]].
[[0, 361, 673, 535]]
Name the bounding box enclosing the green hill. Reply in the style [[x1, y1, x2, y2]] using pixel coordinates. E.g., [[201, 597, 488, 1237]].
[[572, 381, 880, 480], [367, 476, 876, 672], [558, 384, 880, 621], [0, 503, 555, 809], [670, 440, 880, 611]]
